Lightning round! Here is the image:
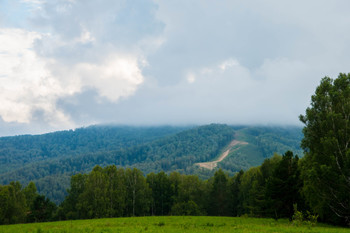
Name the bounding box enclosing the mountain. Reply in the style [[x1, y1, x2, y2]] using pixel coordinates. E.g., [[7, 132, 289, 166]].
[[0, 124, 303, 204], [0, 125, 187, 174]]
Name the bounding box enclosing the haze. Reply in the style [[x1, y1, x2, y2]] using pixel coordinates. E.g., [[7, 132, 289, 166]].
[[0, 0, 350, 136]]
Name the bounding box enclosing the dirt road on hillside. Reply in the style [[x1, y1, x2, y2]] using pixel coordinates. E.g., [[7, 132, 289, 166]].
[[195, 140, 248, 170]]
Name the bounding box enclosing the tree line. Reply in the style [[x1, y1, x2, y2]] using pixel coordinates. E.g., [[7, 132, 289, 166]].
[[0, 124, 303, 205], [0, 150, 346, 226], [0, 181, 56, 224], [56, 152, 307, 222], [1, 73, 350, 226], [0, 124, 236, 204], [0, 154, 300, 225]]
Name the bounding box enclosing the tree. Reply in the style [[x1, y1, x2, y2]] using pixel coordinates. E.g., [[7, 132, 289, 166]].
[[239, 166, 262, 216], [0, 182, 27, 224], [299, 73, 350, 225], [7, 182, 27, 224], [171, 174, 206, 215], [147, 172, 172, 216], [125, 168, 151, 216], [23, 182, 38, 212], [28, 195, 56, 222], [229, 170, 244, 216], [104, 166, 126, 217], [209, 169, 229, 216], [0, 185, 10, 224], [171, 200, 202, 216], [265, 151, 301, 220], [59, 173, 87, 220], [79, 165, 108, 218]]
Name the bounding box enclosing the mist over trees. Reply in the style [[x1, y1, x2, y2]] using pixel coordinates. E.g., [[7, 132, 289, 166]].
[[1, 73, 350, 226]]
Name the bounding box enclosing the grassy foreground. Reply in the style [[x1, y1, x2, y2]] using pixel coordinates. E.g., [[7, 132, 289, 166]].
[[0, 216, 349, 233]]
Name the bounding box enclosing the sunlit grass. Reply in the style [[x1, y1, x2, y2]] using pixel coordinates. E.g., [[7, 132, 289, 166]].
[[0, 216, 348, 233]]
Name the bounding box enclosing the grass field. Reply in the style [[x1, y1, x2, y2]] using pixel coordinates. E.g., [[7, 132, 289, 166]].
[[0, 216, 349, 233]]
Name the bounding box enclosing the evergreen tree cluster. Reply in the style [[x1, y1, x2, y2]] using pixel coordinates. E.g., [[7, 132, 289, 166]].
[[0, 124, 240, 204], [0, 152, 302, 225], [0, 181, 56, 224], [52, 151, 303, 222], [2, 73, 350, 227], [0, 149, 346, 226]]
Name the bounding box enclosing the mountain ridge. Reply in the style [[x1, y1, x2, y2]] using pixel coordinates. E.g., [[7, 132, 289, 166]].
[[0, 124, 303, 204]]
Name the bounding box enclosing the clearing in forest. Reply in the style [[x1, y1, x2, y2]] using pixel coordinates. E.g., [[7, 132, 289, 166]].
[[195, 139, 248, 170]]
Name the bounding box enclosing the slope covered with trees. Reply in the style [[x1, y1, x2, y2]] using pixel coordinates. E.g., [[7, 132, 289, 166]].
[[0, 125, 186, 174], [1, 73, 350, 227], [0, 154, 311, 226], [0, 124, 302, 204], [218, 126, 303, 172]]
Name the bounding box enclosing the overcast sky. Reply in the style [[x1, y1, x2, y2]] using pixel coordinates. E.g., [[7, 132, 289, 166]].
[[0, 0, 350, 136]]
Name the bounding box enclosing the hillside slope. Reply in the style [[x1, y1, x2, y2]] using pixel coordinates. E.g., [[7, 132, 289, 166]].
[[218, 126, 303, 172], [0, 125, 186, 174], [0, 124, 303, 203]]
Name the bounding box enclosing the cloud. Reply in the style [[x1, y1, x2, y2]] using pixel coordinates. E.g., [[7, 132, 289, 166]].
[[67, 52, 337, 127], [2, 0, 350, 135], [0, 27, 145, 126], [51, 54, 145, 102], [30, 0, 163, 54], [0, 28, 63, 124], [0, 0, 162, 129], [61, 57, 312, 126]]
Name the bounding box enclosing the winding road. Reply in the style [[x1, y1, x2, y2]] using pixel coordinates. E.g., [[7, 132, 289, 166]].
[[195, 139, 248, 170]]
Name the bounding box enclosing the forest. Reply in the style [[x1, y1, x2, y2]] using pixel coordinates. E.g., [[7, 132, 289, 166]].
[[1, 73, 350, 227], [0, 151, 340, 226], [0, 124, 302, 204]]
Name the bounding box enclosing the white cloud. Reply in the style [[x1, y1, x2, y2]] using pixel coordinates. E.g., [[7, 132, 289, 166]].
[[2, 0, 350, 135], [76, 28, 95, 44], [67, 55, 144, 102], [21, 0, 43, 3], [0, 28, 60, 124], [0, 0, 164, 132], [0, 28, 145, 126], [104, 56, 320, 126], [219, 59, 239, 71], [186, 73, 196, 84]]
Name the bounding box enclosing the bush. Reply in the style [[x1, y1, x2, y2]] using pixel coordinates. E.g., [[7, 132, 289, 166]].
[[292, 204, 318, 227]]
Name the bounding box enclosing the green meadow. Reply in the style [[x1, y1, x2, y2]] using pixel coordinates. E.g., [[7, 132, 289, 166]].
[[0, 216, 348, 233]]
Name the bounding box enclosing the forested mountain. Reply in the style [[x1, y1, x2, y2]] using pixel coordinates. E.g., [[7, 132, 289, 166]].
[[0, 125, 186, 174], [0, 124, 303, 204], [219, 126, 303, 172], [0, 125, 188, 203], [3, 75, 350, 227]]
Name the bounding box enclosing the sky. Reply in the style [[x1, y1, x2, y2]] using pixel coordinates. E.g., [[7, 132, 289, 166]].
[[0, 0, 350, 136]]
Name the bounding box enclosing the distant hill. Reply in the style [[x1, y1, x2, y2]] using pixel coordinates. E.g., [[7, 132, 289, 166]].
[[0, 124, 303, 204], [0, 125, 186, 174]]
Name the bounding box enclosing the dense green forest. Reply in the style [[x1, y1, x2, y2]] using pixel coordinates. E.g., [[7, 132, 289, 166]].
[[2, 71, 350, 227], [1, 74, 350, 227], [0, 125, 189, 203], [0, 125, 187, 174], [0, 152, 336, 226], [219, 126, 303, 172], [0, 156, 301, 224], [0, 124, 302, 204]]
